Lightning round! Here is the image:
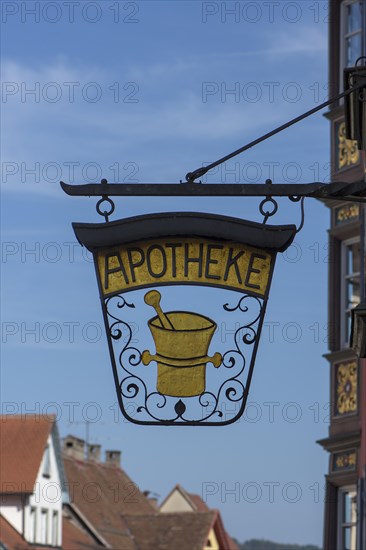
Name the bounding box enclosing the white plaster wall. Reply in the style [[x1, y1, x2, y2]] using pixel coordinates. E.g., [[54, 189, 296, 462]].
[[0, 493, 24, 533], [24, 433, 63, 546], [160, 490, 193, 513]]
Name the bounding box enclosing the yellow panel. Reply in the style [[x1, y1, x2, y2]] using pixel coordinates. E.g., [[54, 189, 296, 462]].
[[204, 529, 219, 550], [337, 121, 359, 170], [336, 360, 358, 415], [335, 203, 360, 225], [97, 237, 273, 297]]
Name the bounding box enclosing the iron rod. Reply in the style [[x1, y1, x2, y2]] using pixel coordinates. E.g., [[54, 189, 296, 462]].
[[60, 181, 366, 201], [186, 79, 366, 182]]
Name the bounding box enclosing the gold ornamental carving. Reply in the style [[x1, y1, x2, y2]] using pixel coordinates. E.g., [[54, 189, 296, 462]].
[[337, 121, 359, 170], [335, 203, 360, 226], [336, 360, 358, 415], [335, 452, 356, 469]]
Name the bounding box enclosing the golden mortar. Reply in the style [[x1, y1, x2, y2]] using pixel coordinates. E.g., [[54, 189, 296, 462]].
[[142, 311, 222, 397]]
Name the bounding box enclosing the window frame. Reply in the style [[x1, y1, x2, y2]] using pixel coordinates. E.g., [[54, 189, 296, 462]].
[[340, 0, 365, 86], [40, 508, 49, 545], [29, 506, 37, 543], [337, 485, 358, 549], [42, 444, 51, 478], [340, 236, 361, 348], [52, 510, 59, 546]]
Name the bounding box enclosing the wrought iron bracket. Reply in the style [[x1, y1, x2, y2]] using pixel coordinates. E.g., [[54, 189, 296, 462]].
[[60, 179, 366, 203], [61, 68, 366, 205]]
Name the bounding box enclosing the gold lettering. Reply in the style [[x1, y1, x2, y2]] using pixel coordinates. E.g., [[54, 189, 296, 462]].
[[127, 247, 144, 282], [104, 252, 129, 289], [205, 244, 223, 280], [245, 253, 267, 290], [184, 243, 204, 278], [97, 238, 273, 297], [224, 249, 244, 284], [146, 245, 167, 278], [166, 242, 182, 277]]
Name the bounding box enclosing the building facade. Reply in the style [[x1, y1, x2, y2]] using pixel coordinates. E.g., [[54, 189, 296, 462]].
[[160, 484, 239, 550], [0, 417, 238, 550], [318, 1, 366, 548], [0, 414, 68, 548]]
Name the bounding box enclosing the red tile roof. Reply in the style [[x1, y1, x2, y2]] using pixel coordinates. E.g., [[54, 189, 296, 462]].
[[124, 511, 216, 550], [0, 415, 54, 494], [62, 510, 103, 550], [63, 454, 156, 549], [0, 413, 239, 550], [227, 534, 240, 550], [0, 515, 54, 550], [160, 484, 239, 550], [187, 491, 210, 512], [213, 510, 240, 550], [0, 510, 103, 550]]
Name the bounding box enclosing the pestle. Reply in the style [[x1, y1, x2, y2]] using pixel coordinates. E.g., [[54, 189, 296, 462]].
[[144, 290, 175, 330]]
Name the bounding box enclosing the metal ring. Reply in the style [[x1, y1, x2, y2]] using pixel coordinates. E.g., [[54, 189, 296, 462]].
[[259, 197, 278, 218], [96, 196, 115, 222], [355, 56, 366, 67]]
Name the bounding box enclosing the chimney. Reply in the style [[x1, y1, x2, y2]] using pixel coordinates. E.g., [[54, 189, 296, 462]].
[[105, 450, 121, 467], [63, 435, 85, 460], [148, 498, 159, 510], [88, 444, 101, 462], [143, 491, 159, 510]]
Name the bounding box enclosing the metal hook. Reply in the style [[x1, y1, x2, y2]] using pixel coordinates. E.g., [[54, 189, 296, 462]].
[[259, 180, 278, 224], [96, 179, 115, 223], [289, 196, 305, 233]]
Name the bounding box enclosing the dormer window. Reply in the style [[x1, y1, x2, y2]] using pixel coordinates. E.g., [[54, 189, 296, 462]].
[[42, 444, 51, 478]]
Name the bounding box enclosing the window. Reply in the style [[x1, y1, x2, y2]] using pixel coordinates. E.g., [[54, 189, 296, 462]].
[[42, 444, 51, 478], [338, 487, 357, 549], [52, 511, 58, 546], [40, 509, 48, 544], [29, 507, 37, 543], [341, 0, 364, 70], [341, 238, 361, 347]]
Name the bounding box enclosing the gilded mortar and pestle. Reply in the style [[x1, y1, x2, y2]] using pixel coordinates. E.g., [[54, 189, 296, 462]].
[[141, 290, 222, 397]]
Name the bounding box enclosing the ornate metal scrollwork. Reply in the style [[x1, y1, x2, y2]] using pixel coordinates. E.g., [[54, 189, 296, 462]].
[[103, 292, 265, 426]]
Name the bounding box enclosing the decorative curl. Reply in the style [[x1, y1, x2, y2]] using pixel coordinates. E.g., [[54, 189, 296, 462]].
[[104, 291, 265, 425]]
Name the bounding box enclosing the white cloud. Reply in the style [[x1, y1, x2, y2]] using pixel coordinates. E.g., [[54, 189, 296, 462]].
[[2, 58, 303, 193]]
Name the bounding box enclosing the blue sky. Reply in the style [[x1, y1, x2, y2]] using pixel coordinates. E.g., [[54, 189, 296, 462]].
[[1, 1, 331, 545]]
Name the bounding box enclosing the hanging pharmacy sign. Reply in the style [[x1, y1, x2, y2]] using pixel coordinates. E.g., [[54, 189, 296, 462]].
[[61, 65, 366, 425], [71, 211, 296, 426]]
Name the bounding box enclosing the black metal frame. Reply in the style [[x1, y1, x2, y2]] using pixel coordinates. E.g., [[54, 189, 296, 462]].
[[72, 212, 297, 253], [73, 213, 294, 426], [61, 66, 366, 205], [98, 289, 271, 426], [61, 180, 366, 202]]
